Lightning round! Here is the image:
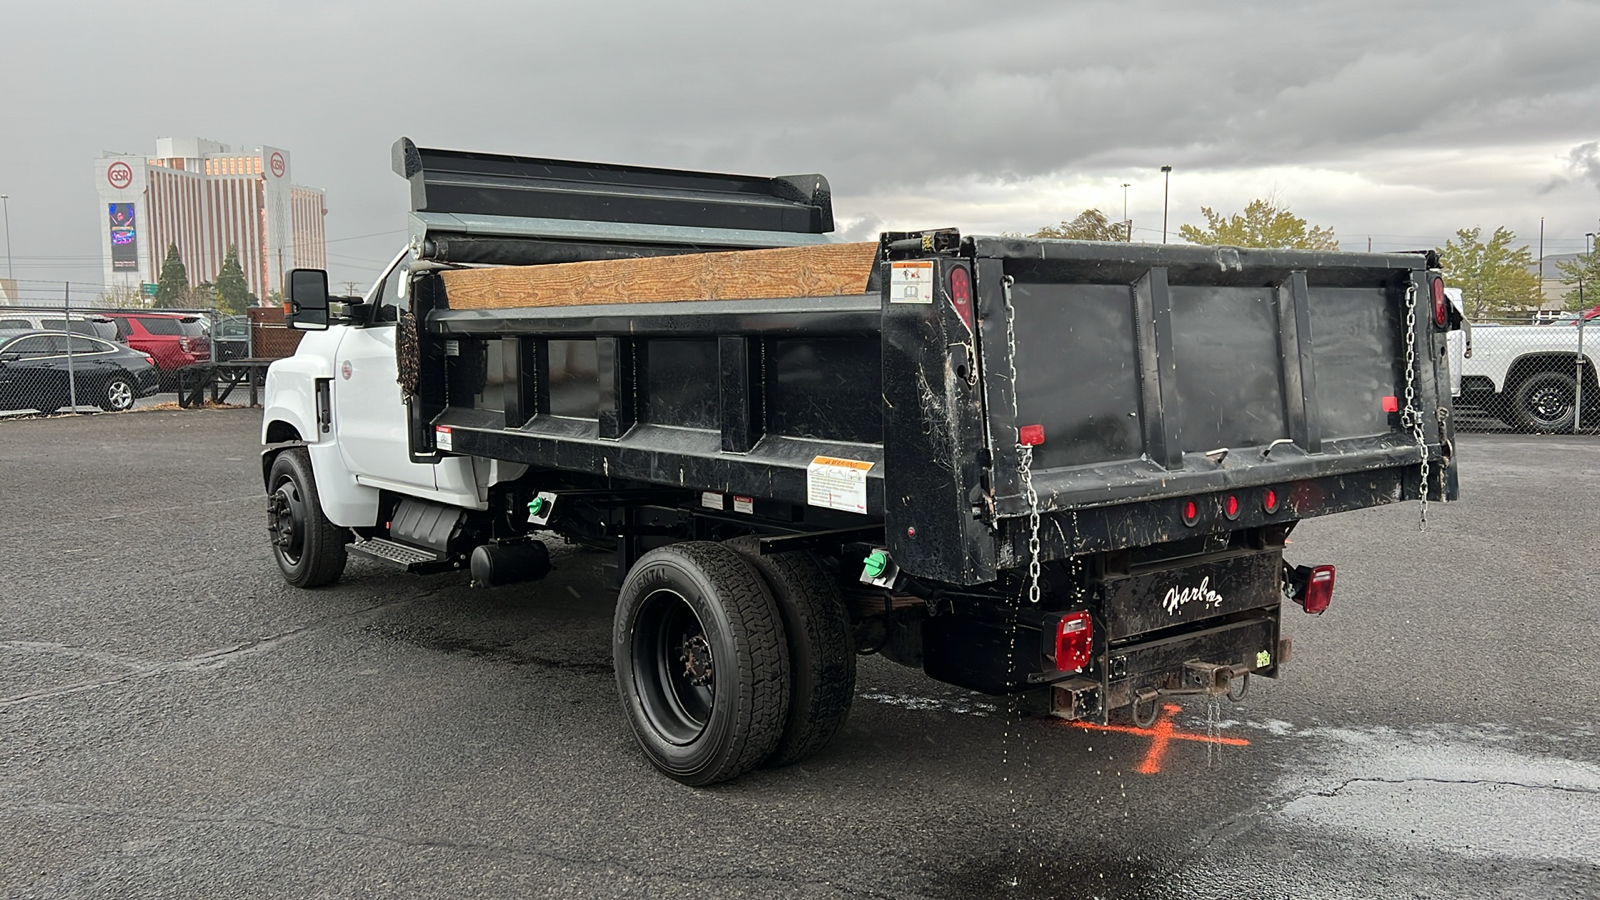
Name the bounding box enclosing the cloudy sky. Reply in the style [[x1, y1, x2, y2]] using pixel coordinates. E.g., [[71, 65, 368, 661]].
[[3, 0, 1599, 300]]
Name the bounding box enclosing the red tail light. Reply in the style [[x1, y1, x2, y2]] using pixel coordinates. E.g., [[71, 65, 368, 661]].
[[1224, 495, 1240, 519], [1430, 277, 1448, 328], [1182, 500, 1199, 526], [1302, 565, 1335, 614], [143, 355, 156, 366], [1054, 611, 1093, 672], [1263, 489, 1279, 513], [947, 265, 974, 332], [178, 336, 192, 353]]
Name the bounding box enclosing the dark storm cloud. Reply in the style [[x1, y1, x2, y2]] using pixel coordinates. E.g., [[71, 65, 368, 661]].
[[2, 0, 1598, 289]]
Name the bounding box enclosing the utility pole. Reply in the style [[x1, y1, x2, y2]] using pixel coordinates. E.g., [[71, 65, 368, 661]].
[[1160, 166, 1172, 244]]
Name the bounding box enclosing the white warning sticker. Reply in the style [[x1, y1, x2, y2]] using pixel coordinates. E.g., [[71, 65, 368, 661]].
[[435, 425, 452, 451], [806, 456, 873, 514], [733, 496, 754, 515], [701, 491, 725, 511], [890, 260, 935, 304]]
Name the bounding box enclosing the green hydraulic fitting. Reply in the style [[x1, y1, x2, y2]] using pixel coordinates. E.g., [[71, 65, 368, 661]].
[[527, 496, 545, 517], [863, 549, 889, 579]]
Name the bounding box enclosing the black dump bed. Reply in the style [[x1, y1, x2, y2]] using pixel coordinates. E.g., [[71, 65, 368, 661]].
[[400, 140, 1456, 588]]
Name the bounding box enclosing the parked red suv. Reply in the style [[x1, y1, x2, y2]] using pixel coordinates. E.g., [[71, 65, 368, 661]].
[[104, 312, 211, 387]]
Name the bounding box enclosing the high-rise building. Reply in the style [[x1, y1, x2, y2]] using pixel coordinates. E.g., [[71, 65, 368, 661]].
[[94, 137, 327, 301]]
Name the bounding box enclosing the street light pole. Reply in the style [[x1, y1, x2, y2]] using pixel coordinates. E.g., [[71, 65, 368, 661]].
[[1160, 166, 1172, 244], [1121, 183, 1131, 242], [1, 194, 12, 287]]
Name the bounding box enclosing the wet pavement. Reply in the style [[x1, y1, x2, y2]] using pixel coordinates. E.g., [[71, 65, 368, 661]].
[[1, 409, 1596, 898]]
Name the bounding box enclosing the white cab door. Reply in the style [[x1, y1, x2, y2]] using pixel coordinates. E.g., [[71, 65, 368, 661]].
[[332, 251, 435, 489]]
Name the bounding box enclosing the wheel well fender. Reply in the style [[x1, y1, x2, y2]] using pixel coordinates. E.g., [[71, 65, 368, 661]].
[[261, 438, 309, 490], [1505, 354, 1596, 392]]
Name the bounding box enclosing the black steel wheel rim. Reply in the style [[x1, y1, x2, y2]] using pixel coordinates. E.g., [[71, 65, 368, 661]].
[[269, 477, 306, 565], [1528, 381, 1573, 428], [632, 588, 715, 745]]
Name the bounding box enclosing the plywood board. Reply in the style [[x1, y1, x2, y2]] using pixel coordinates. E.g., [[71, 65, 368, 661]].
[[439, 242, 879, 310]]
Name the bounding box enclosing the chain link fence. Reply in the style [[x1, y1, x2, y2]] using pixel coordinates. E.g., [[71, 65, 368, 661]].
[[1450, 314, 1598, 434], [0, 305, 302, 417]]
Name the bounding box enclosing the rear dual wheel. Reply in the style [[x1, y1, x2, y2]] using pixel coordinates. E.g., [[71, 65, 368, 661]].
[[727, 538, 856, 768], [613, 542, 790, 786]]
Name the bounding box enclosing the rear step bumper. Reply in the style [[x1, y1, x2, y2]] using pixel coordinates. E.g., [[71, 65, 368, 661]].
[[1052, 626, 1292, 725]]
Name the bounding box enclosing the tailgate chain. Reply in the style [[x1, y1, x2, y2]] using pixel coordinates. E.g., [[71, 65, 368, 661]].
[[1003, 275, 1043, 604], [1402, 281, 1429, 531]]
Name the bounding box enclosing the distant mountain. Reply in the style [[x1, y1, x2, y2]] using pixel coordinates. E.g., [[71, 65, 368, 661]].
[[1532, 252, 1583, 277]]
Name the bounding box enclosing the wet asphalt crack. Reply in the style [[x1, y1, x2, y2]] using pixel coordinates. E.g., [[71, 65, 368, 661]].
[[8, 800, 901, 899], [0, 591, 432, 709], [1173, 772, 1600, 872], [1310, 776, 1600, 798]]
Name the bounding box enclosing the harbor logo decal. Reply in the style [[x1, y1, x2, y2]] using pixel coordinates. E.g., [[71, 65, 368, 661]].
[[1163, 577, 1224, 615]]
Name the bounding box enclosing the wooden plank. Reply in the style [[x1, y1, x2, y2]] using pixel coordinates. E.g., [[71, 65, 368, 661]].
[[439, 242, 879, 310]]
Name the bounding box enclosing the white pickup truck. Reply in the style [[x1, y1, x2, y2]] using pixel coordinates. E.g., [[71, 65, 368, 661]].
[[1448, 300, 1597, 432]]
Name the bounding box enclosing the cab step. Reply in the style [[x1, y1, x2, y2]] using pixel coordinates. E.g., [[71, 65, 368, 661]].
[[348, 536, 449, 571]]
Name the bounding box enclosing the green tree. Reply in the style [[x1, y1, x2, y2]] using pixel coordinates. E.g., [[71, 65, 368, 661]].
[[1435, 227, 1541, 319], [154, 244, 190, 308], [1032, 208, 1129, 241], [213, 244, 257, 314], [1178, 198, 1339, 250], [185, 281, 216, 309], [1555, 251, 1600, 311]]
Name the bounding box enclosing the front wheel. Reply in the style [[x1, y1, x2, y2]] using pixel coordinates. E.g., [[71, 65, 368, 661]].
[[613, 542, 790, 786], [100, 374, 137, 412], [266, 448, 347, 587], [1511, 371, 1577, 433]]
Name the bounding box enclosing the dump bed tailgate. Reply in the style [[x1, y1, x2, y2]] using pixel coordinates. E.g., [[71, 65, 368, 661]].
[[879, 237, 1455, 584]]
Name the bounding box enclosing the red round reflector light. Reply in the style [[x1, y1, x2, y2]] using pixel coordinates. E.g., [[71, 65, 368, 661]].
[[1182, 500, 1199, 526], [1430, 277, 1448, 328], [1263, 489, 1278, 513], [1224, 495, 1240, 519]]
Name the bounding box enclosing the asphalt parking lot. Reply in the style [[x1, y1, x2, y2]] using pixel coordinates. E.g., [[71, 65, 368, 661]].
[[1, 409, 1596, 899]]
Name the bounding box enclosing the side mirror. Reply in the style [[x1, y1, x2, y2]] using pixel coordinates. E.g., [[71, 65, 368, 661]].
[[286, 269, 330, 331]]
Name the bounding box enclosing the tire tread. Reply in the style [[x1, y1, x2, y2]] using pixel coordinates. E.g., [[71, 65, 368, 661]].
[[729, 540, 855, 767]]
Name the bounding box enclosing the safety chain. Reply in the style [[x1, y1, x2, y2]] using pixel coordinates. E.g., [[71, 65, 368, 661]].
[[1401, 282, 1429, 531], [1002, 275, 1043, 604], [1019, 446, 1043, 605]]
